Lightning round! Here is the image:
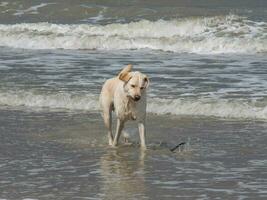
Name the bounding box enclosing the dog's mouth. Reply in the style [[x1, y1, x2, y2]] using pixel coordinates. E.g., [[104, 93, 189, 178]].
[[133, 97, 141, 101], [133, 95, 141, 101], [128, 95, 141, 102]]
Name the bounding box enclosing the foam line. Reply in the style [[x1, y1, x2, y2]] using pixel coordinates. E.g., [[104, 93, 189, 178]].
[[0, 15, 266, 54]]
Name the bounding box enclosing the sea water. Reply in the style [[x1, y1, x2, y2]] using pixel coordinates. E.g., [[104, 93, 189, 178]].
[[0, 1, 267, 199]]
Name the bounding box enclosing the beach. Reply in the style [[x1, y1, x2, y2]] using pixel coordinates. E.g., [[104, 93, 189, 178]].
[[0, 0, 267, 199]]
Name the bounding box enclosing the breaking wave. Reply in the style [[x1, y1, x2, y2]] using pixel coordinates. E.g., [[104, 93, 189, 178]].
[[0, 91, 266, 120], [0, 91, 99, 111], [148, 98, 267, 120], [0, 15, 266, 54]]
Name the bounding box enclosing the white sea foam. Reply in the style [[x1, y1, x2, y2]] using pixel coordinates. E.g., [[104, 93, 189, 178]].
[[0, 2, 8, 7], [0, 91, 266, 120], [147, 98, 267, 120], [82, 6, 108, 23], [13, 3, 53, 16], [0, 91, 99, 111], [0, 15, 266, 54]]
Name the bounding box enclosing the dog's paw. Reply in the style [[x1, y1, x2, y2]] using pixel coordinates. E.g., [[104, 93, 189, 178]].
[[108, 139, 113, 146], [111, 144, 119, 148]]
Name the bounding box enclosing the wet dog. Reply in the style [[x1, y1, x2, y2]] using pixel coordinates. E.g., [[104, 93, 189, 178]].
[[99, 64, 149, 148]]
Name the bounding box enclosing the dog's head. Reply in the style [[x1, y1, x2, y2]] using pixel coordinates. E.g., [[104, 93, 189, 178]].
[[118, 64, 149, 102]]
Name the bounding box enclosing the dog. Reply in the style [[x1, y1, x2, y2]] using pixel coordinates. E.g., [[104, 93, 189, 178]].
[[99, 64, 149, 148]]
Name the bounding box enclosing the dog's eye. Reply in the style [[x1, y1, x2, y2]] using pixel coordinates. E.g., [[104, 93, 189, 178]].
[[140, 87, 144, 90], [131, 85, 136, 88]]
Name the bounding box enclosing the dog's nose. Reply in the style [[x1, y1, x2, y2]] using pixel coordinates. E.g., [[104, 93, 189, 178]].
[[134, 95, 141, 101]]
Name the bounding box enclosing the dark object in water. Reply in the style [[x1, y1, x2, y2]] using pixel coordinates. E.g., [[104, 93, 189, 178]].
[[170, 142, 186, 152]]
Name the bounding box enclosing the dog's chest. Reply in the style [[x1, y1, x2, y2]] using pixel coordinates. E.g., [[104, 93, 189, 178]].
[[113, 85, 146, 121], [115, 99, 137, 120]]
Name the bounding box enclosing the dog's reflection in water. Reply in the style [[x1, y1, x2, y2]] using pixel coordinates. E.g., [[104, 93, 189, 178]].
[[99, 147, 146, 199]]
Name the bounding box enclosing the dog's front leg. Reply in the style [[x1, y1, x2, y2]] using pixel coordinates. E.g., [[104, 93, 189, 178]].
[[113, 119, 124, 147], [138, 122, 146, 149]]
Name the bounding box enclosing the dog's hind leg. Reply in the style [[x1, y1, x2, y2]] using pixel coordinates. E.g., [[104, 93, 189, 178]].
[[113, 119, 124, 147], [103, 107, 113, 146]]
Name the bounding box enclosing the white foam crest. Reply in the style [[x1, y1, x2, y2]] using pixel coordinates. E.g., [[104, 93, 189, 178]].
[[0, 15, 266, 54], [13, 3, 53, 16], [0, 91, 266, 120], [0, 91, 100, 111], [148, 98, 267, 120], [0, 2, 8, 7]]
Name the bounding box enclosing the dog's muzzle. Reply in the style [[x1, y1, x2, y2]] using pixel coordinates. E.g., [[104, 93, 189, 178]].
[[133, 95, 141, 101]]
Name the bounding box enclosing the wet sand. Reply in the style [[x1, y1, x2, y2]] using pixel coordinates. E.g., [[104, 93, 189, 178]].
[[1, 108, 267, 199]]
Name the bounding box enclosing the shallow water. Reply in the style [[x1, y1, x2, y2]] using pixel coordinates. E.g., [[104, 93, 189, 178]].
[[1, 109, 267, 199]]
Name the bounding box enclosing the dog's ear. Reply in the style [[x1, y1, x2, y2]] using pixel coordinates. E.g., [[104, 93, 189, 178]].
[[143, 76, 150, 89], [118, 64, 132, 82]]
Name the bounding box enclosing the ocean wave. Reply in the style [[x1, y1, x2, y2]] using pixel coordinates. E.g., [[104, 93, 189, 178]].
[[0, 91, 99, 111], [148, 98, 267, 120], [0, 91, 266, 120], [0, 15, 266, 54]]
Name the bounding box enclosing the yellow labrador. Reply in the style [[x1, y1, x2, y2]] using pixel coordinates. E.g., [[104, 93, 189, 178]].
[[99, 64, 149, 148]]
